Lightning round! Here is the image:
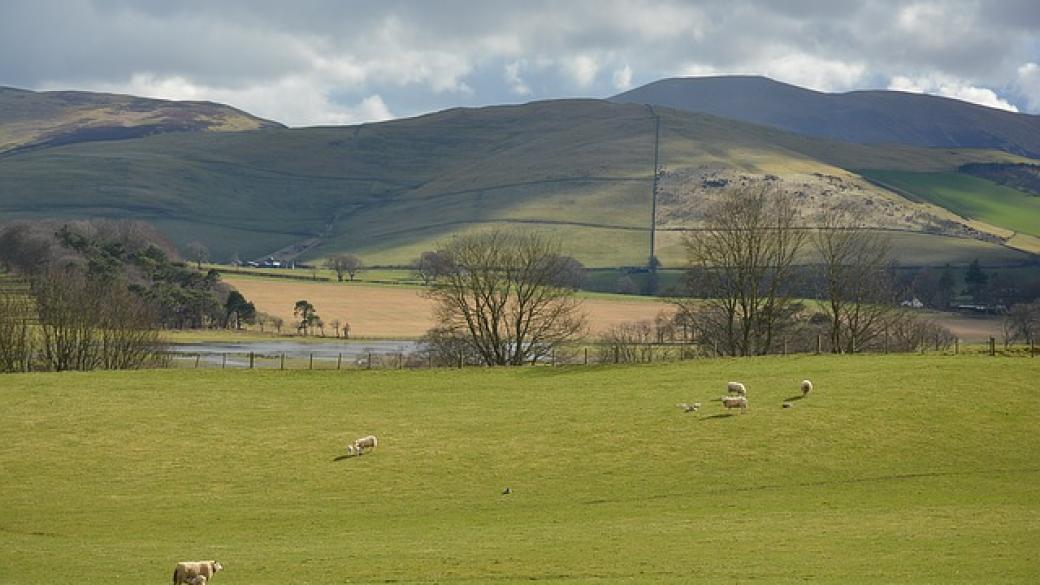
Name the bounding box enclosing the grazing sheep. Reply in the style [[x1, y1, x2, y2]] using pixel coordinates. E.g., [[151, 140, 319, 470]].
[[353, 435, 378, 455], [173, 561, 222, 585], [502, 487, 512, 495], [801, 379, 813, 396], [782, 402, 795, 409], [720, 395, 748, 413], [676, 402, 701, 413], [727, 382, 747, 397], [345, 443, 358, 457]]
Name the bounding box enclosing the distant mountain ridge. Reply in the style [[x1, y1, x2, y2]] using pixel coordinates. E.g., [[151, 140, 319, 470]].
[[611, 76, 1040, 158], [0, 86, 283, 154], [1, 97, 1033, 267]]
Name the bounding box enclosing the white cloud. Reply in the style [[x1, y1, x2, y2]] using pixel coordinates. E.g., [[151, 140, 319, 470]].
[[612, 64, 633, 90], [1013, 63, 1040, 113], [504, 60, 531, 95], [888, 74, 1019, 112], [762, 53, 867, 92], [59, 73, 394, 127], [563, 55, 599, 88]]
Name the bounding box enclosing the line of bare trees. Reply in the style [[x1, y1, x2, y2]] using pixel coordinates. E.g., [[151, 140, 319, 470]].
[[672, 183, 951, 356], [0, 270, 167, 373]]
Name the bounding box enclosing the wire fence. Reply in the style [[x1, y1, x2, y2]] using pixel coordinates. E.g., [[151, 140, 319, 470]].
[[162, 336, 1038, 371]]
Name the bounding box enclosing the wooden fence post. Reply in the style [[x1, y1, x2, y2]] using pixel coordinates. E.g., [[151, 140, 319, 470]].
[[194, 355, 200, 369], [249, 352, 255, 369], [337, 353, 342, 370], [989, 337, 996, 356], [368, 352, 372, 369], [816, 334, 822, 355], [280, 352, 285, 370], [222, 353, 227, 369], [309, 353, 314, 370], [955, 338, 959, 355], [584, 347, 588, 365]]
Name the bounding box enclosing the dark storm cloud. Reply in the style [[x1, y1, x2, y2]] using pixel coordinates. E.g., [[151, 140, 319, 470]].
[[1, 0, 1036, 125]]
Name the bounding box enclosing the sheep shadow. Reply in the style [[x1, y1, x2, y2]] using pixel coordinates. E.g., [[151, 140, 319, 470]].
[[783, 394, 807, 403], [332, 454, 356, 462], [699, 413, 738, 420]]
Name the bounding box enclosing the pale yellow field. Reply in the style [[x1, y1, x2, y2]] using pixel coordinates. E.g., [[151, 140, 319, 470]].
[[225, 276, 671, 338]]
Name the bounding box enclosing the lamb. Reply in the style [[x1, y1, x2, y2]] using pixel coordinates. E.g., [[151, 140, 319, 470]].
[[801, 379, 813, 396], [173, 561, 222, 585], [353, 435, 378, 455], [676, 402, 701, 413], [726, 382, 747, 397], [720, 395, 748, 413]]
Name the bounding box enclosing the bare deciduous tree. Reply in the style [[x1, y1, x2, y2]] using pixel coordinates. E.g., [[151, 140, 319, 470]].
[[326, 254, 363, 282], [813, 207, 897, 353], [32, 270, 165, 371], [423, 230, 587, 366], [676, 183, 806, 356], [597, 320, 655, 363], [186, 241, 208, 269], [0, 283, 35, 372], [413, 251, 449, 285]]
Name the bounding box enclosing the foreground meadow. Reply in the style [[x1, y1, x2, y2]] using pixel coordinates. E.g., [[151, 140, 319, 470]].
[[1, 355, 1038, 584]]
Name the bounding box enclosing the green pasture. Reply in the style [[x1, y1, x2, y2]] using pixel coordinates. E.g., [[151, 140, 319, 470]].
[[861, 170, 1040, 238], [1, 355, 1038, 584]]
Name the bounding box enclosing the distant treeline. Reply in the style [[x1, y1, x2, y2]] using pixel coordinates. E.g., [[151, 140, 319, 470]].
[[959, 163, 1040, 196], [0, 219, 257, 372]]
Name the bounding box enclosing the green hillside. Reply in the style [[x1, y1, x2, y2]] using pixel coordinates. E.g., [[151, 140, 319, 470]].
[[0, 99, 1034, 266], [1, 356, 1038, 584], [861, 170, 1040, 248]]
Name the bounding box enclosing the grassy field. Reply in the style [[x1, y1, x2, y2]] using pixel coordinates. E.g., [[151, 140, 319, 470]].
[[1, 355, 1038, 584], [861, 170, 1040, 239], [224, 275, 672, 338]]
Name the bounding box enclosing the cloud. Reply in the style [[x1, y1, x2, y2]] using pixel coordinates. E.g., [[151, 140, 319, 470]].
[[888, 75, 1019, 112], [612, 64, 633, 91], [2, 0, 1037, 123], [57, 73, 394, 127], [563, 55, 600, 88], [504, 60, 531, 95], [1013, 63, 1040, 112]]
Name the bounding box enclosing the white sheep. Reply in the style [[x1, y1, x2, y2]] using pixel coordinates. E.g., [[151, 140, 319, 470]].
[[727, 382, 747, 397], [801, 379, 813, 396], [720, 395, 748, 413], [173, 561, 222, 585], [353, 435, 378, 455], [676, 402, 700, 413]]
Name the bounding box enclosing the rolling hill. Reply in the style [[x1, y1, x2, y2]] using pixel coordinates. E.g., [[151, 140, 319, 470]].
[[0, 86, 283, 154], [611, 76, 1040, 158], [0, 95, 1036, 267]]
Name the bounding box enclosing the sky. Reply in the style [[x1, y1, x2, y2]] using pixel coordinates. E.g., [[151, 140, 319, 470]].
[[1, 0, 1038, 126]]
